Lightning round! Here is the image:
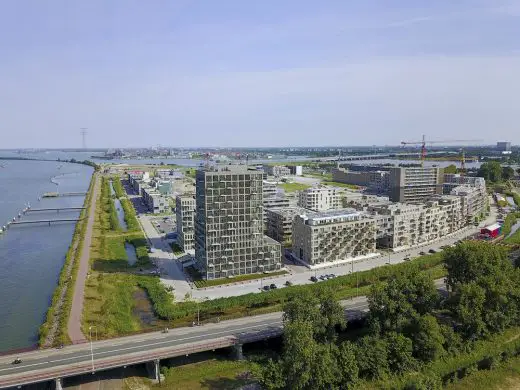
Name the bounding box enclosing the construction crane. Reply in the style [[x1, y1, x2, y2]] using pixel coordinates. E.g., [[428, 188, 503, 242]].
[[400, 135, 481, 167]]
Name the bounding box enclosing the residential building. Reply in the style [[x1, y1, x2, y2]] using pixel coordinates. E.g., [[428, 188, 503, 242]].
[[265, 165, 291, 177], [176, 194, 196, 252], [266, 207, 307, 246], [443, 174, 486, 193], [292, 209, 377, 266], [298, 187, 342, 211], [388, 167, 444, 202], [141, 186, 169, 214], [332, 167, 389, 192], [450, 186, 487, 222], [263, 196, 291, 229], [194, 166, 282, 280], [289, 165, 303, 176], [263, 180, 278, 198]]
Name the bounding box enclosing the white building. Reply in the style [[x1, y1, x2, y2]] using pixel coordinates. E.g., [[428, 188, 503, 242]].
[[176, 194, 196, 252], [141, 185, 169, 214], [265, 165, 291, 177], [292, 209, 377, 266], [298, 187, 343, 212]]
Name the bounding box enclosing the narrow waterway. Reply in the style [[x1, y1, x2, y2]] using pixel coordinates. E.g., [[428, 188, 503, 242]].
[[109, 181, 127, 231], [507, 221, 520, 239], [125, 243, 138, 265]]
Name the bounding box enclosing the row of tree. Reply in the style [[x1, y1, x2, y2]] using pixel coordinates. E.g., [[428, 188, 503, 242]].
[[257, 242, 520, 389], [477, 161, 516, 183]]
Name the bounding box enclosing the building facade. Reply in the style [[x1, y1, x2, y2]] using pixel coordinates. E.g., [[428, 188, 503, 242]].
[[388, 167, 444, 202], [194, 166, 282, 280], [266, 207, 307, 247], [176, 194, 196, 252], [265, 165, 291, 177], [292, 209, 377, 266], [298, 187, 343, 211], [497, 142, 512, 152], [141, 186, 169, 214], [332, 167, 389, 192]]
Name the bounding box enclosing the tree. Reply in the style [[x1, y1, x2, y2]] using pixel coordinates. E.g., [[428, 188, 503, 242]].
[[308, 343, 341, 390], [281, 320, 317, 389], [368, 270, 439, 334], [356, 335, 389, 380], [385, 332, 417, 373], [453, 282, 487, 340], [444, 164, 458, 174], [318, 289, 347, 342], [503, 166, 515, 180], [255, 359, 285, 390], [408, 315, 446, 362], [477, 161, 502, 182], [337, 341, 359, 388]]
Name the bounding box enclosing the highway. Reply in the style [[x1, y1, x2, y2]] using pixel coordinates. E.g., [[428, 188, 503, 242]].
[[0, 296, 371, 388]]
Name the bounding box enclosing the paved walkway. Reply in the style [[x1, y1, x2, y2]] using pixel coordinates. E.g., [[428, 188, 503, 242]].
[[68, 174, 100, 343]]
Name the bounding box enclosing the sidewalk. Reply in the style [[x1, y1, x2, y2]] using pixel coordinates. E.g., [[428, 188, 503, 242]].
[[68, 174, 100, 343]]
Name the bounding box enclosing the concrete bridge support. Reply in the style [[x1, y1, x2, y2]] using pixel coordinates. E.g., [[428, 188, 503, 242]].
[[146, 359, 164, 384], [233, 343, 244, 360], [55, 378, 63, 390]]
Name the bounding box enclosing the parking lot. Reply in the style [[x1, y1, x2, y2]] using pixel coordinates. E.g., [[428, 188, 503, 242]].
[[150, 216, 176, 235]]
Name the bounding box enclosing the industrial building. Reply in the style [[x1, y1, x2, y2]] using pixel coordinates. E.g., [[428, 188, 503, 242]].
[[292, 209, 377, 266], [194, 166, 282, 280], [266, 207, 307, 247], [176, 194, 196, 252], [265, 165, 291, 177], [332, 167, 389, 192], [387, 167, 444, 203], [297, 187, 343, 211]]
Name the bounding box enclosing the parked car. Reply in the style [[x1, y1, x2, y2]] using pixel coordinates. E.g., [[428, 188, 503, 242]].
[[310, 276, 318, 282], [285, 280, 293, 286], [329, 274, 336, 278], [404, 256, 411, 261], [270, 284, 277, 289], [429, 249, 437, 254], [12, 358, 22, 365], [419, 251, 426, 256], [263, 285, 270, 291]]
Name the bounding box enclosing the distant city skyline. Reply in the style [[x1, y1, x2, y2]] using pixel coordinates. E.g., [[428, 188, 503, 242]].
[[1, 0, 520, 148]]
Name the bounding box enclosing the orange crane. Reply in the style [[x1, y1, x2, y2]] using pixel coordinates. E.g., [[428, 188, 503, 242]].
[[400, 135, 481, 167]]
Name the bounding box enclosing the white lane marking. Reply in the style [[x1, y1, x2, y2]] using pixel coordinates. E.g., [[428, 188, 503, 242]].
[[0, 321, 283, 373]]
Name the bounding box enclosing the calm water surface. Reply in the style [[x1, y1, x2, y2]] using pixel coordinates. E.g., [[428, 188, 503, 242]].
[[0, 160, 93, 352]]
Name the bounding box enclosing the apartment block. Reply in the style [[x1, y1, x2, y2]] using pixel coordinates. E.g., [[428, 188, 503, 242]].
[[263, 180, 278, 198], [176, 194, 196, 252], [141, 186, 169, 214], [266, 207, 307, 247], [450, 186, 487, 222], [443, 174, 486, 193], [194, 166, 282, 280], [292, 209, 377, 266], [298, 187, 343, 211], [369, 196, 465, 248], [388, 167, 444, 202], [332, 167, 389, 192]]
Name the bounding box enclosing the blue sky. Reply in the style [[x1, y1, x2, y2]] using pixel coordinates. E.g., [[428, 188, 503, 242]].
[[1, 0, 520, 148]]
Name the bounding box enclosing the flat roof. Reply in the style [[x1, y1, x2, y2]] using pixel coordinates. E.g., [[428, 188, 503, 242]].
[[483, 223, 501, 231]]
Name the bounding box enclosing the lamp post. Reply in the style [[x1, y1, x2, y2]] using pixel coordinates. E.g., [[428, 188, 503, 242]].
[[89, 326, 97, 373]]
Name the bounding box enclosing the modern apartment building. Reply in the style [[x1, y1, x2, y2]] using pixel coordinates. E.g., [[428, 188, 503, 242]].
[[450, 186, 487, 222], [266, 207, 307, 247], [141, 185, 169, 214], [443, 174, 486, 193], [369, 196, 465, 248], [263, 180, 278, 198], [388, 167, 444, 202], [497, 141, 512, 152], [176, 194, 196, 252], [292, 209, 377, 266], [298, 187, 343, 211], [194, 166, 282, 280]]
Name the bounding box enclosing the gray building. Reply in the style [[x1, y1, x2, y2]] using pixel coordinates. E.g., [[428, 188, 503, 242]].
[[388, 167, 444, 203], [497, 141, 512, 152], [176, 194, 196, 252], [332, 167, 389, 192], [194, 166, 282, 280], [266, 206, 307, 247]]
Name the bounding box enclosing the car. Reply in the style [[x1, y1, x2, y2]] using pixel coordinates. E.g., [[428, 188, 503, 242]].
[[329, 274, 336, 278], [319, 275, 326, 280], [419, 251, 426, 256], [429, 249, 437, 254], [440, 245, 449, 249], [404, 256, 411, 261], [12, 358, 22, 365], [263, 285, 270, 291], [270, 284, 277, 289], [310, 276, 318, 282], [285, 280, 293, 286]]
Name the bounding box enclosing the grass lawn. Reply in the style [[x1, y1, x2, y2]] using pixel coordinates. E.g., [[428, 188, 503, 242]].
[[322, 180, 360, 190], [278, 182, 311, 192], [154, 359, 255, 390], [445, 354, 520, 390]]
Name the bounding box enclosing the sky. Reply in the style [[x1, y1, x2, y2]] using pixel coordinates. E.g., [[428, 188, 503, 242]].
[[1, 0, 520, 148]]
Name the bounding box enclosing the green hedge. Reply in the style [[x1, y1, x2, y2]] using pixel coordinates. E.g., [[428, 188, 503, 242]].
[[111, 176, 125, 198], [120, 198, 140, 231]]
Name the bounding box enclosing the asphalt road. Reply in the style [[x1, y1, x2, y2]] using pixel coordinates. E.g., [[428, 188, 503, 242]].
[[0, 297, 371, 385]]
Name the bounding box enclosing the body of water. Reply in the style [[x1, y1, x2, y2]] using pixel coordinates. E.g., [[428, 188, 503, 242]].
[[0, 160, 93, 352]]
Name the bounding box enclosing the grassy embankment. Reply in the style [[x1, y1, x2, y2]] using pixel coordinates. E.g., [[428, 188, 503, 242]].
[[185, 266, 288, 288], [39, 172, 96, 347], [503, 191, 520, 244], [82, 176, 163, 339]]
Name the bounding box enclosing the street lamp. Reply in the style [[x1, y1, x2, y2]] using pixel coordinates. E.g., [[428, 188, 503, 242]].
[[89, 326, 97, 373]]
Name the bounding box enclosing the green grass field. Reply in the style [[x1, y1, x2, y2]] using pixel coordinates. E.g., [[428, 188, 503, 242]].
[[191, 270, 289, 288], [278, 182, 311, 192]]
